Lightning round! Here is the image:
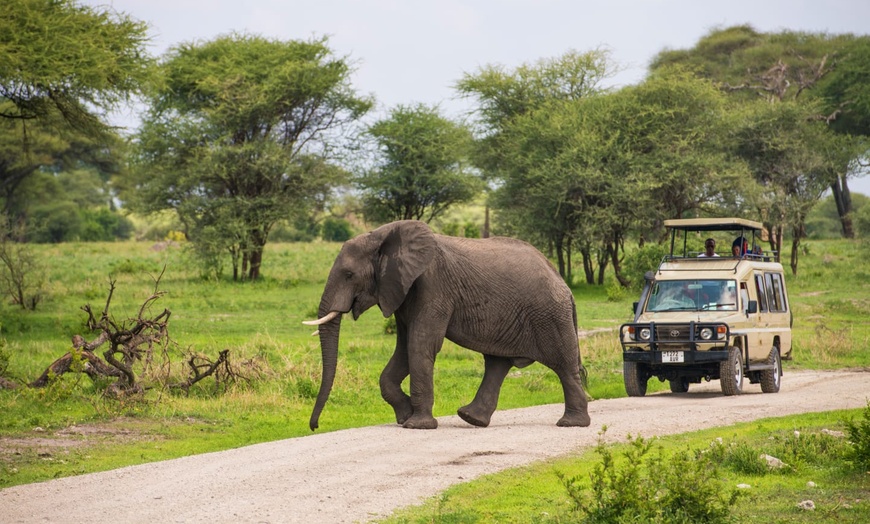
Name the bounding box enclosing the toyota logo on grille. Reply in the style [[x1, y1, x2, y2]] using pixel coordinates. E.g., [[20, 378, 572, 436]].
[[670, 330, 681, 337]]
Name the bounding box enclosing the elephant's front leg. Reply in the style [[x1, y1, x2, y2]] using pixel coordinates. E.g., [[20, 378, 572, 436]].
[[458, 354, 513, 427], [379, 323, 412, 425], [403, 329, 445, 430]]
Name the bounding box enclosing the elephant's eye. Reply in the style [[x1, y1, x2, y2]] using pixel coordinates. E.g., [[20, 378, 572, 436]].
[[344, 270, 354, 280]]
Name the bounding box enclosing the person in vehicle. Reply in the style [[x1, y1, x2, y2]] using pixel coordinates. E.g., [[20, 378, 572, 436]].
[[698, 238, 719, 257], [732, 236, 748, 257]]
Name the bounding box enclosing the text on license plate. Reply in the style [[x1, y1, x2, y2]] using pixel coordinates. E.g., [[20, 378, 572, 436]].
[[662, 351, 684, 363]]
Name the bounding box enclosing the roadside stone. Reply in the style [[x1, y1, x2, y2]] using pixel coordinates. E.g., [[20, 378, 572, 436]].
[[737, 483, 751, 489], [797, 500, 815, 511], [821, 428, 845, 438], [760, 453, 787, 469]]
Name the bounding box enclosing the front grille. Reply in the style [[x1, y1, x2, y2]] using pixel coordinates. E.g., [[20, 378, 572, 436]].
[[619, 321, 731, 351], [656, 325, 690, 342]]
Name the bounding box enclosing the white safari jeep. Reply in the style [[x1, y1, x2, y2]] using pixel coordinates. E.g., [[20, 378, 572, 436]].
[[619, 218, 792, 396]]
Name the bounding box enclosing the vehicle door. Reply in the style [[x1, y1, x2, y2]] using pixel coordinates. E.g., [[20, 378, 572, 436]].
[[763, 271, 792, 356], [749, 271, 773, 361]]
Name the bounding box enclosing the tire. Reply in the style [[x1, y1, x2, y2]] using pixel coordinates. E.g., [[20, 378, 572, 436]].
[[760, 347, 782, 393], [669, 377, 690, 393], [720, 346, 744, 396], [623, 361, 648, 397]]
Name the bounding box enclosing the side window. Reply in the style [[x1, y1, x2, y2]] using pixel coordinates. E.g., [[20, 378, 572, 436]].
[[754, 274, 768, 312], [766, 273, 787, 312]]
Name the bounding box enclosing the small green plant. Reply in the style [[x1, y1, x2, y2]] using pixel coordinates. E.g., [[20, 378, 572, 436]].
[[0, 336, 9, 377], [844, 401, 870, 469], [605, 280, 626, 302], [383, 315, 397, 335], [707, 438, 769, 475], [559, 428, 739, 524]]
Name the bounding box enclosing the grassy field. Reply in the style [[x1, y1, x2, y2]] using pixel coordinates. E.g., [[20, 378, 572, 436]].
[[0, 237, 868, 496]]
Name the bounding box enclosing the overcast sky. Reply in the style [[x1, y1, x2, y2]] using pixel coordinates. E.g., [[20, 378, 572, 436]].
[[87, 0, 870, 194]]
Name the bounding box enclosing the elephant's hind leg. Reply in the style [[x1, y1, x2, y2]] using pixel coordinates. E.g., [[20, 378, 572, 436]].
[[458, 354, 513, 427], [554, 367, 591, 427]]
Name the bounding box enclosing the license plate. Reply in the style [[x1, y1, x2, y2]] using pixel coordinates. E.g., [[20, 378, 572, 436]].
[[662, 351, 684, 363]]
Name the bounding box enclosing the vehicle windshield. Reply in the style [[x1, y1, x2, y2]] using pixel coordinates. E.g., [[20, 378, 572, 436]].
[[646, 279, 738, 312]]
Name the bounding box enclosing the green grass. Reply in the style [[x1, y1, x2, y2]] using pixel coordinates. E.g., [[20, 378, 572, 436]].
[[0, 238, 868, 491]]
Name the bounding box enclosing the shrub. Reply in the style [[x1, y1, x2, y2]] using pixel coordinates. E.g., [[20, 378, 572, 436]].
[[321, 217, 353, 242], [621, 243, 669, 290], [463, 222, 480, 238], [844, 401, 870, 469], [560, 430, 739, 524], [383, 315, 396, 335]]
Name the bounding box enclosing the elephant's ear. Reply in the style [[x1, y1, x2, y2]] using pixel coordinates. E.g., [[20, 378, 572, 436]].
[[375, 221, 437, 318]]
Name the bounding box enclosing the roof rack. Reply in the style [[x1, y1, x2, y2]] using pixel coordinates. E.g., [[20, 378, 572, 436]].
[[665, 217, 765, 259]]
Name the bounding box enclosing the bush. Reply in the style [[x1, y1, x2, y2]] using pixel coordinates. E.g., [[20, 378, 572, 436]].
[[79, 208, 134, 241], [844, 401, 870, 469], [440, 222, 462, 237], [621, 243, 669, 290], [463, 222, 480, 238], [321, 217, 353, 242], [560, 430, 739, 524]]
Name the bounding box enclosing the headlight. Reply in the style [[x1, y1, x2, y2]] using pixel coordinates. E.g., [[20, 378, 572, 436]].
[[639, 328, 651, 341], [699, 327, 713, 340]]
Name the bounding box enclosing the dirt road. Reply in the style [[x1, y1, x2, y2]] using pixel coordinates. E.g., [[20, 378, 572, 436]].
[[2, 370, 868, 523]]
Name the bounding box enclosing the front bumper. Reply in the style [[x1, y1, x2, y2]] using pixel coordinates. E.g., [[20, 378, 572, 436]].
[[619, 321, 731, 363], [623, 349, 730, 364]]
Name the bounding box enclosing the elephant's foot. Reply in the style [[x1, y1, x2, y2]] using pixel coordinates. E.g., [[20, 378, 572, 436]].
[[392, 400, 414, 425], [402, 414, 438, 429], [556, 410, 591, 427], [457, 405, 492, 427]]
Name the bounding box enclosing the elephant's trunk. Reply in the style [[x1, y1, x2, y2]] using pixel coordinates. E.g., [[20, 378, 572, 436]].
[[309, 308, 341, 431]]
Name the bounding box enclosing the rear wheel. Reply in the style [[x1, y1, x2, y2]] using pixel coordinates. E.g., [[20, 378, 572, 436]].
[[720, 346, 744, 396], [669, 377, 690, 393], [623, 361, 648, 397], [760, 347, 782, 393]]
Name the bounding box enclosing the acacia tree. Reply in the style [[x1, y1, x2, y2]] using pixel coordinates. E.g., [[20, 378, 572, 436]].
[[356, 103, 482, 223], [731, 99, 850, 274], [457, 50, 614, 279], [0, 0, 153, 221], [651, 25, 870, 238], [0, 0, 153, 137], [130, 34, 372, 280]]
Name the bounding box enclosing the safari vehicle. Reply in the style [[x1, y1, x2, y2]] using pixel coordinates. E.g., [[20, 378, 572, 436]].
[[619, 218, 792, 397]]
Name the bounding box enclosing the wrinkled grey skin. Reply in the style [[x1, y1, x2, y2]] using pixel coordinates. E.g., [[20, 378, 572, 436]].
[[308, 220, 590, 430]]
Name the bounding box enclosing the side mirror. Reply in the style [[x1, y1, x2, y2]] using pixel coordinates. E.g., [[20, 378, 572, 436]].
[[747, 300, 758, 314], [632, 301, 639, 314]]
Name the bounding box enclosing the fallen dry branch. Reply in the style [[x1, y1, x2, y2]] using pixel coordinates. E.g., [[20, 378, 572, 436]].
[[0, 277, 174, 396], [0, 273, 254, 397], [29, 344, 122, 388], [171, 349, 244, 394]]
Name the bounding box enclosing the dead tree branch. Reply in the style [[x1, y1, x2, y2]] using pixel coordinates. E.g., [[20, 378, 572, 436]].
[[170, 349, 242, 394]]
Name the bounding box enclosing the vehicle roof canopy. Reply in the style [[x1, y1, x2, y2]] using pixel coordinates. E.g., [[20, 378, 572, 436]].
[[664, 218, 763, 232]]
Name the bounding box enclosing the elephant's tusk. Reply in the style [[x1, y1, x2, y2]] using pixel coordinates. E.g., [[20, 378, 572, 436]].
[[302, 310, 340, 326], [311, 330, 319, 337]]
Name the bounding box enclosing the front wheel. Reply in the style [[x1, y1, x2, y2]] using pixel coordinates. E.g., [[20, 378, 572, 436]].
[[669, 377, 690, 393], [760, 347, 782, 393], [623, 361, 648, 397], [720, 346, 744, 396]]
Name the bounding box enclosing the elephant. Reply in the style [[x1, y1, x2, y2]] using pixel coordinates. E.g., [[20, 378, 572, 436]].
[[303, 220, 590, 430]]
